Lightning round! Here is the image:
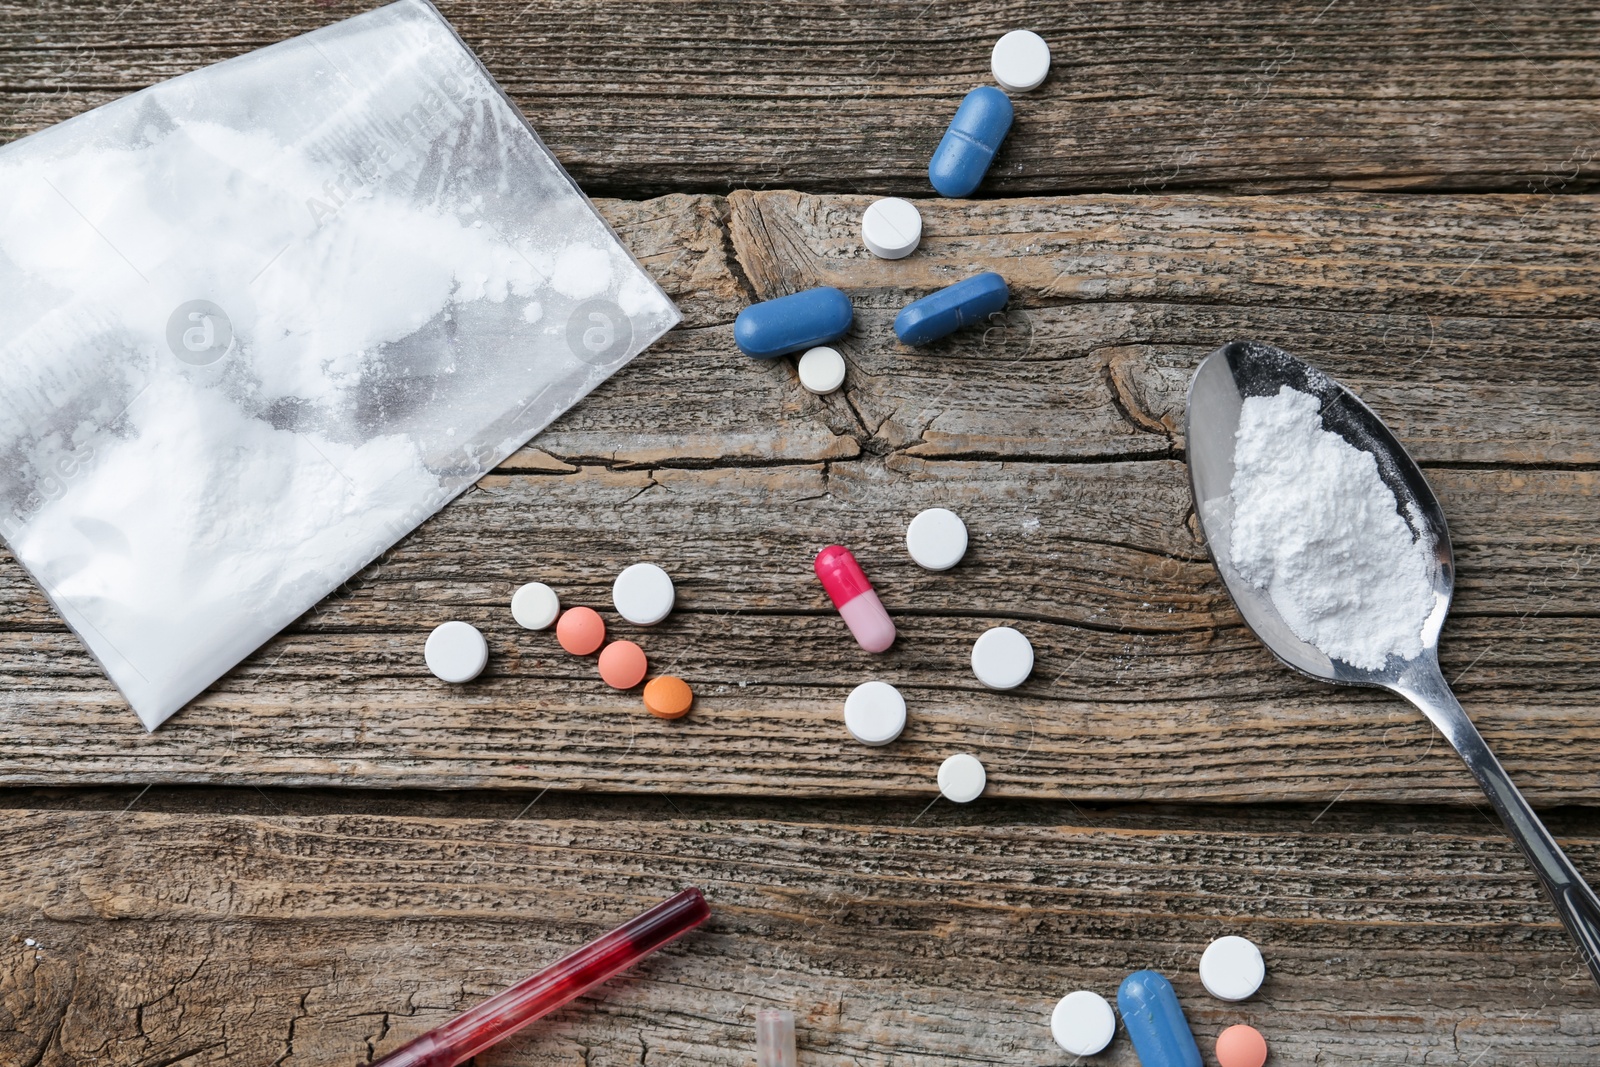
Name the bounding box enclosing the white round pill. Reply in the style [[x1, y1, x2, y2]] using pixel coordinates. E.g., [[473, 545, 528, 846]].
[[971, 626, 1033, 689], [511, 582, 560, 630], [937, 752, 987, 803], [843, 681, 906, 746], [1050, 990, 1115, 1056], [992, 30, 1051, 93], [861, 197, 923, 260], [613, 563, 675, 625], [906, 507, 968, 571], [798, 346, 847, 395], [425, 621, 488, 683], [1199, 935, 1265, 1001]]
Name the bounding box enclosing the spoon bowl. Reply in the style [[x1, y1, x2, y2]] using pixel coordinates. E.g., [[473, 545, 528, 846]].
[[1187, 340, 1600, 988], [1187, 341, 1454, 686]]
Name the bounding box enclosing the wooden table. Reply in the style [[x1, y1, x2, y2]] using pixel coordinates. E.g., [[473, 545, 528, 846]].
[[3, 2, 1599, 1063]]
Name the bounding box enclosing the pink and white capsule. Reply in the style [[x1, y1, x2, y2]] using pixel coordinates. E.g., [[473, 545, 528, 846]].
[[814, 545, 897, 653]]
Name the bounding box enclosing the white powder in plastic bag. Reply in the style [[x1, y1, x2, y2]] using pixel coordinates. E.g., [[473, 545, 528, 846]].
[[0, 0, 680, 728]]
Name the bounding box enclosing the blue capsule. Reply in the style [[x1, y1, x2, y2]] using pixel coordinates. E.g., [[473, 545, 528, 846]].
[[734, 286, 854, 360], [929, 86, 1014, 198], [1117, 971, 1202, 1067], [894, 272, 1009, 346]]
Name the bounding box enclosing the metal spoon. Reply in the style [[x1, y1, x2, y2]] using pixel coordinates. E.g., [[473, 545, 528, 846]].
[[1186, 339, 1600, 987]]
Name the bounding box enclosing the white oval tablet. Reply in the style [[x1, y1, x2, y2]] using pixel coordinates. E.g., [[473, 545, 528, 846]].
[[906, 507, 968, 571], [861, 197, 922, 260], [992, 30, 1051, 93], [971, 626, 1033, 689], [843, 681, 906, 746], [937, 752, 986, 803], [798, 346, 847, 395], [613, 563, 675, 625], [425, 621, 488, 683], [1199, 935, 1265, 1001], [511, 582, 560, 630], [1050, 990, 1115, 1056]]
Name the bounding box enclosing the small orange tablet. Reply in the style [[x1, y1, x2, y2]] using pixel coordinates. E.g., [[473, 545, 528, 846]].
[[643, 675, 693, 719], [1215, 1024, 1268, 1067], [556, 606, 605, 655], [597, 640, 648, 689]]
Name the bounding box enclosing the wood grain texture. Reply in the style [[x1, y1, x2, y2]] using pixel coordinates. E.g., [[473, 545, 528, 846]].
[[596, 195, 751, 329], [724, 189, 1600, 463], [0, 191, 1596, 800], [2, 802, 1597, 1066], [511, 192, 1600, 469], [0, 458, 1596, 801], [3, 1, 1598, 197], [4, 2, 1599, 1059]]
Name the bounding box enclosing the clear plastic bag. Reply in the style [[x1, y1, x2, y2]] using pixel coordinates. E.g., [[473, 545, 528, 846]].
[[0, 0, 679, 728]]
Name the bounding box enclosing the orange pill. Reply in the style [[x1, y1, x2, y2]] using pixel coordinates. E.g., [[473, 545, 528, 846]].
[[556, 606, 605, 655], [643, 675, 694, 719], [598, 640, 648, 689], [1215, 1024, 1268, 1067]]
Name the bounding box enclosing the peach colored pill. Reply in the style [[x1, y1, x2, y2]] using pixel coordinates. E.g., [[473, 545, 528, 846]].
[[556, 606, 605, 655], [1215, 1024, 1268, 1067], [598, 640, 648, 689], [643, 676, 694, 719]]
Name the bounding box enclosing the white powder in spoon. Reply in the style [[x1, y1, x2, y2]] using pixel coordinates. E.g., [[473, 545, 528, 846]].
[[1228, 385, 1436, 670]]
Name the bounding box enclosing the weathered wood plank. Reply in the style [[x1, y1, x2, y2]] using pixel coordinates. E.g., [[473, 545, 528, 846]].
[[4, 618, 1598, 802], [2, 803, 1597, 1065], [594, 195, 750, 329], [506, 193, 1600, 471], [530, 295, 1600, 468], [730, 190, 1600, 316], [721, 190, 1600, 464], [3, 1, 1598, 196], [0, 458, 1595, 800], [8, 458, 1598, 628]]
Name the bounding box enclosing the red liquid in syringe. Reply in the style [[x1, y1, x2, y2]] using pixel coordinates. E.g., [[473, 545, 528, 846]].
[[371, 887, 710, 1067]]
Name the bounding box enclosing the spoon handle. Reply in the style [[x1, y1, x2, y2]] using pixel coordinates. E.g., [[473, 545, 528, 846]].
[[1397, 664, 1600, 987]]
